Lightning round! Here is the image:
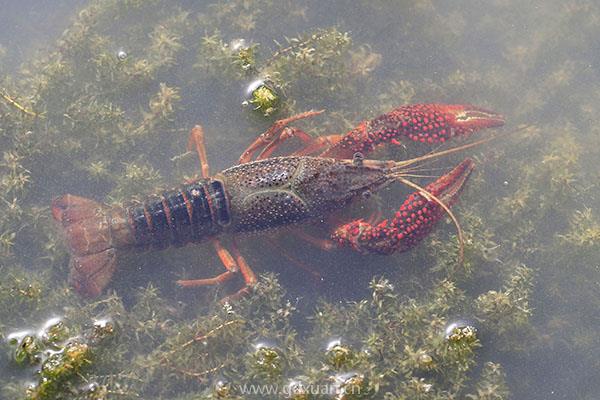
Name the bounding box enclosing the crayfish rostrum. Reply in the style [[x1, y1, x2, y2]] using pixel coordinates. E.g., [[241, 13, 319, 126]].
[[52, 104, 504, 298]]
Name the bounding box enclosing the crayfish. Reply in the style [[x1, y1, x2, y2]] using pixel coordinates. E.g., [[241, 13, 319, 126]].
[[52, 104, 504, 298]]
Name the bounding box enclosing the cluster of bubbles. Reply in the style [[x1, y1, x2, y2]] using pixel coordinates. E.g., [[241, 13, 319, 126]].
[[324, 338, 369, 399], [209, 324, 479, 399], [220, 36, 282, 117], [8, 317, 72, 367], [6, 316, 115, 399], [209, 336, 371, 399]]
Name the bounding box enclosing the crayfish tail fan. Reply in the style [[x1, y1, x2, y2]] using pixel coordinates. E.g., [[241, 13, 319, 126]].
[[51, 194, 118, 297], [68, 249, 117, 298]]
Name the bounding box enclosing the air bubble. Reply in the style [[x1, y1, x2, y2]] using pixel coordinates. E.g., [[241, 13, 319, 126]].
[[242, 78, 280, 117], [7, 330, 33, 345], [444, 320, 478, 344], [91, 318, 115, 341], [325, 337, 355, 368], [249, 339, 283, 378], [230, 38, 247, 52], [40, 317, 69, 345], [116, 48, 128, 60], [331, 372, 367, 398], [229, 38, 255, 71], [286, 377, 309, 399], [213, 377, 231, 398]]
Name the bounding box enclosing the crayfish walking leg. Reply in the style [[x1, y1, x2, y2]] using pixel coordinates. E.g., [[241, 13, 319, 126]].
[[177, 125, 257, 300], [238, 110, 324, 163]]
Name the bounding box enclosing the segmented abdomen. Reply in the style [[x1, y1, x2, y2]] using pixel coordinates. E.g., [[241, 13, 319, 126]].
[[126, 179, 230, 249]]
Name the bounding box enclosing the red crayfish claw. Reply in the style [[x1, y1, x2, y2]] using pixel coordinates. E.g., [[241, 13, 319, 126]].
[[320, 103, 504, 159], [435, 104, 506, 136], [331, 158, 475, 256]]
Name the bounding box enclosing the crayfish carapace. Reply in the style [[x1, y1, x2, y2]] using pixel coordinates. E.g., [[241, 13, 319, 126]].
[[52, 104, 504, 298]]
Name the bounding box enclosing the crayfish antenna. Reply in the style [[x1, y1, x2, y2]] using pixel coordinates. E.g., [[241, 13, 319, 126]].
[[394, 176, 466, 266], [391, 124, 529, 172], [392, 135, 496, 171]]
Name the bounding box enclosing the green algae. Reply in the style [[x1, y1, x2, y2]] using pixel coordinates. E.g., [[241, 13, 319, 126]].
[[0, 0, 599, 399]]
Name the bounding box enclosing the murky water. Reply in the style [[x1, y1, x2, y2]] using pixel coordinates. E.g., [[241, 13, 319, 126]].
[[1, 1, 599, 399]]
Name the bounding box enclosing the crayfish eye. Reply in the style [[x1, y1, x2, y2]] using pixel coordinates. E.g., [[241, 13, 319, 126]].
[[352, 152, 364, 167]]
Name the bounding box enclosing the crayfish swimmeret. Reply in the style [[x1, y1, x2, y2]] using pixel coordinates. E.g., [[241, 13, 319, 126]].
[[52, 104, 504, 298]]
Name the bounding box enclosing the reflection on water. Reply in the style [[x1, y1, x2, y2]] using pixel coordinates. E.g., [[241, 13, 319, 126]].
[[0, 0, 599, 399]]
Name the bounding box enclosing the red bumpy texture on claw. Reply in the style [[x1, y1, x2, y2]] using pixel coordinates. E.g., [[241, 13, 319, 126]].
[[332, 158, 475, 255], [320, 104, 505, 159]]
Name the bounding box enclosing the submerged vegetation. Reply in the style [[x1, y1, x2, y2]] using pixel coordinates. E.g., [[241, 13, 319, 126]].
[[0, 0, 599, 399]]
